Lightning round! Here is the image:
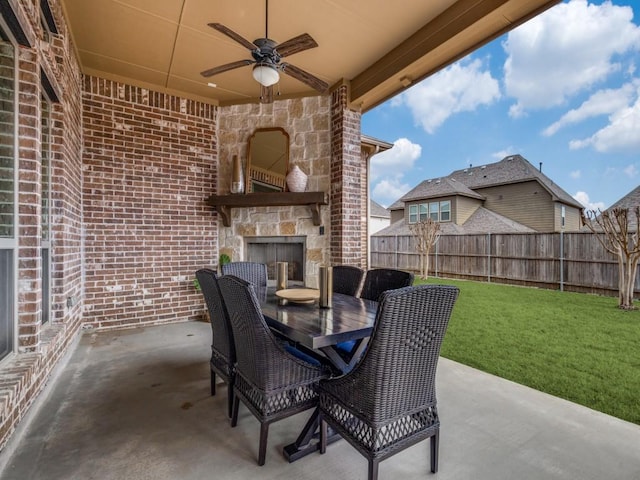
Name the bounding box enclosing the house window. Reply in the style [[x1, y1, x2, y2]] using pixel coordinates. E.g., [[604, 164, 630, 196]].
[[0, 24, 16, 361], [409, 205, 418, 223], [440, 200, 451, 221], [41, 94, 51, 324], [409, 200, 452, 224], [429, 202, 439, 221], [419, 203, 428, 222]]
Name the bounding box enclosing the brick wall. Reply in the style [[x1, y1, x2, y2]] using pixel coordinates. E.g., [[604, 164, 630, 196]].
[[82, 77, 219, 329], [330, 85, 364, 267], [0, 0, 84, 450]]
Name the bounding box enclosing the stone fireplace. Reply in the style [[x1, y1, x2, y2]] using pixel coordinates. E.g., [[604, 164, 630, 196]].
[[245, 236, 306, 286]]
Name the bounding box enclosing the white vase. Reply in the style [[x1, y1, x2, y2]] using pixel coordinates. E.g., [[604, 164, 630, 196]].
[[286, 165, 308, 192]]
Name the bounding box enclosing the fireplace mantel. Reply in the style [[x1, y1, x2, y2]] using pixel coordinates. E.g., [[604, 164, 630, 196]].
[[206, 192, 328, 227]]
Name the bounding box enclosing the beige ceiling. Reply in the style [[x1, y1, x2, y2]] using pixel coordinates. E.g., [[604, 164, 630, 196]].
[[60, 0, 560, 112]]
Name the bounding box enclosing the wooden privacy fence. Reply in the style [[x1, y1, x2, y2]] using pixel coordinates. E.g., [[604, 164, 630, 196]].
[[370, 232, 640, 296]]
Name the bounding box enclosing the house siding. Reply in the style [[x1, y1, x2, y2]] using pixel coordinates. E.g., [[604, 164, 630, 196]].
[[555, 202, 582, 231], [390, 209, 404, 224], [476, 181, 555, 231], [455, 196, 482, 224]]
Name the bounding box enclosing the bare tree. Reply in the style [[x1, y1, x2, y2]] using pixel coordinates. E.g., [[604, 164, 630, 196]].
[[410, 219, 441, 279], [582, 207, 640, 310]]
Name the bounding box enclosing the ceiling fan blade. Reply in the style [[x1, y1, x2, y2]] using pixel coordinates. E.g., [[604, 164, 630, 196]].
[[208, 23, 257, 51], [281, 63, 329, 93], [275, 33, 318, 58], [260, 85, 273, 104], [200, 59, 254, 78]]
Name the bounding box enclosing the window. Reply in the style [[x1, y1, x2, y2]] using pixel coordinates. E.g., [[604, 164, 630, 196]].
[[440, 200, 451, 221], [41, 94, 51, 324], [409, 204, 418, 224], [0, 24, 16, 361], [429, 202, 439, 221], [408, 200, 452, 224], [419, 203, 427, 222]]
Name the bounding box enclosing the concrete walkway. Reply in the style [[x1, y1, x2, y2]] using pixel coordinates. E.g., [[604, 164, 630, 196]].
[[0, 322, 638, 480]]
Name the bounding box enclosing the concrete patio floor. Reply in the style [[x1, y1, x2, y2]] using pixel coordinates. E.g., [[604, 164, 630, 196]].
[[0, 321, 639, 480]]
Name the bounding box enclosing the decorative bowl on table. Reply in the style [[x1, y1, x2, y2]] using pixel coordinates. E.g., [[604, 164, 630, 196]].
[[275, 288, 320, 304]]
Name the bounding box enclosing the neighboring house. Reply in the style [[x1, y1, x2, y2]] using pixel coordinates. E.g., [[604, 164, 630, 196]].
[[381, 154, 584, 235], [584, 185, 640, 232], [369, 200, 390, 234]]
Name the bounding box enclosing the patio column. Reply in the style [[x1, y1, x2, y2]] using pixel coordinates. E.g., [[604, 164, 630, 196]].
[[330, 85, 364, 267]]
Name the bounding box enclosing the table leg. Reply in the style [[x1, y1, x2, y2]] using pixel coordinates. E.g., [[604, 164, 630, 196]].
[[319, 338, 369, 373], [283, 409, 341, 462]]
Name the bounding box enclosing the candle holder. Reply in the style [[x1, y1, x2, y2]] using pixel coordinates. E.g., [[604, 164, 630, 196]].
[[319, 265, 333, 308]]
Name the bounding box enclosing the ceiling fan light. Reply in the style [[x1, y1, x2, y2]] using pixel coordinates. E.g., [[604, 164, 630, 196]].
[[252, 64, 279, 87]]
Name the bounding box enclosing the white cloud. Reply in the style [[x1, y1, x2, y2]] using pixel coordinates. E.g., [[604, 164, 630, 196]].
[[492, 148, 517, 160], [370, 138, 422, 205], [574, 191, 606, 211], [395, 58, 500, 134], [504, 0, 640, 116], [569, 94, 640, 152], [370, 138, 421, 181], [570, 170, 581, 179], [372, 179, 411, 206], [623, 164, 638, 177], [543, 82, 638, 136]]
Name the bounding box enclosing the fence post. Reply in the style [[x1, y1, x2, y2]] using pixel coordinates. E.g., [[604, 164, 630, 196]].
[[395, 235, 399, 269], [487, 233, 491, 283], [435, 237, 439, 278], [559, 230, 564, 291]]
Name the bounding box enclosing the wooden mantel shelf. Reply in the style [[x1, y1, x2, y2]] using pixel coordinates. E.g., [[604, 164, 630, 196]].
[[206, 192, 328, 227]]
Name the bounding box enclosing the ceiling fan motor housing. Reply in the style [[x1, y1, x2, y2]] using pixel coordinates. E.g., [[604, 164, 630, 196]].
[[252, 38, 280, 66]]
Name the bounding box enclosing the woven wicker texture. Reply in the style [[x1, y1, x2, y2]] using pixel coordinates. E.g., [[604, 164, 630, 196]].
[[221, 262, 268, 287], [332, 265, 365, 296], [359, 268, 414, 302], [217, 274, 330, 465], [319, 284, 459, 479], [195, 268, 236, 417]]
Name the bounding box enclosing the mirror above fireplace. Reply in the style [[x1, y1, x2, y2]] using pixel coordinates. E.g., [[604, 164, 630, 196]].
[[246, 127, 289, 193]]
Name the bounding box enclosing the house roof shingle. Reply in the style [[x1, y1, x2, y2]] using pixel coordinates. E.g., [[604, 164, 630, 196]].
[[401, 177, 484, 202], [370, 200, 390, 218], [397, 154, 583, 209], [448, 154, 583, 208]]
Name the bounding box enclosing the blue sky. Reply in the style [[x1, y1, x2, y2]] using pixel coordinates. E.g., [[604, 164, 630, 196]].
[[362, 0, 640, 211]]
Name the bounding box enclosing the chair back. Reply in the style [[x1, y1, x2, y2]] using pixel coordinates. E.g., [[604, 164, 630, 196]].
[[195, 268, 235, 375], [332, 265, 365, 296], [221, 262, 268, 287], [347, 284, 458, 420], [360, 268, 414, 301], [217, 275, 296, 391]]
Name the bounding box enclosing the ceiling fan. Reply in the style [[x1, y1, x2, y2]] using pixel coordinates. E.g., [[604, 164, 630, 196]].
[[200, 0, 329, 101]]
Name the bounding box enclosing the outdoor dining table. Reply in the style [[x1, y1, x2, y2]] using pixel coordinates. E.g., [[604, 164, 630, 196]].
[[258, 287, 379, 462]]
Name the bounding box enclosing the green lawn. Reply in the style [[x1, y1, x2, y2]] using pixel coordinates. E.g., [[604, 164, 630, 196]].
[[415, 277, 640, 425]]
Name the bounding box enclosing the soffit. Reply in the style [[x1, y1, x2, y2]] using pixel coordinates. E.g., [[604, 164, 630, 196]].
[[60, 0, 560, 112]]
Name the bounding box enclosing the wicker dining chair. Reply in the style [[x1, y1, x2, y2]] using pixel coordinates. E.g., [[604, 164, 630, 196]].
[[318, 284, 460, 480], [195, 268, 236, 418], [221, 261, 268, 288], [217, 275, 331, 466], [359, 268, 414, 302], [332, 265, 365, 296], [336, 267, 414, 356]]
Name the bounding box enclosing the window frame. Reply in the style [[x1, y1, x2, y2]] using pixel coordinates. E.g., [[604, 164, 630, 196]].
[[0, 17, 18, 363]]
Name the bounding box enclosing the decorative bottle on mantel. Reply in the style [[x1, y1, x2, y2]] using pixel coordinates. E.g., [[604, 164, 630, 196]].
[[230, 154, 244, 194], [286, 165, 308, 192]]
